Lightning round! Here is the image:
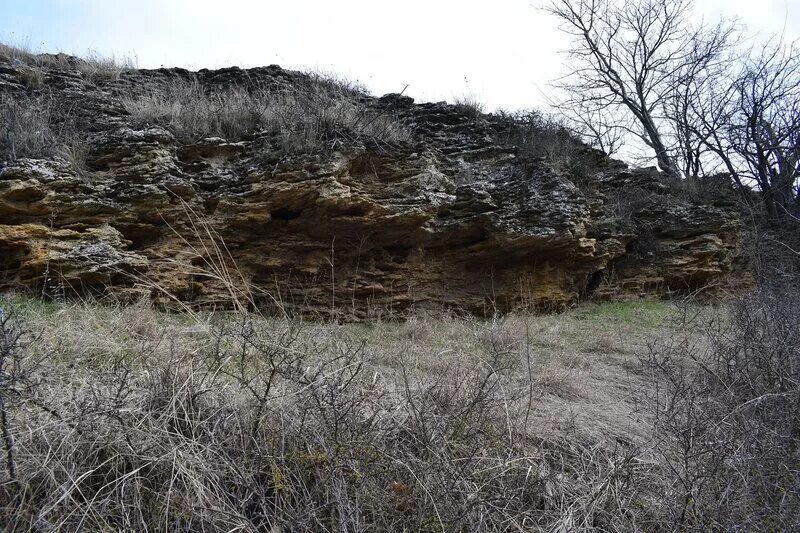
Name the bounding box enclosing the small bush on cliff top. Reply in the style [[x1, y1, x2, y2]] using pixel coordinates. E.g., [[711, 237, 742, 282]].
[[0, 41, 135, 83], [453, 94, 486, 117], [494, 109, 601, 185], [121, 76, 411, 151]]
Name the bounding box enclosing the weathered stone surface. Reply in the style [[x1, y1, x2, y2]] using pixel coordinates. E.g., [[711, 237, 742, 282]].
[[0, 58, 748, 315], [0, 223, 147, 291]]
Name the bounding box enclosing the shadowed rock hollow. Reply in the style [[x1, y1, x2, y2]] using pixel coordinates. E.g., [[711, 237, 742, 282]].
[[0, 55, 747, 316]]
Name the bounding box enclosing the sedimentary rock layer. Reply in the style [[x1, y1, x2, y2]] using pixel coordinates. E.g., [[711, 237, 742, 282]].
[[0, 57, 746, 315]]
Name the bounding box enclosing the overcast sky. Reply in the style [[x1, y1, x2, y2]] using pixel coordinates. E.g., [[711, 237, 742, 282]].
[[2, 0, 798, 111]]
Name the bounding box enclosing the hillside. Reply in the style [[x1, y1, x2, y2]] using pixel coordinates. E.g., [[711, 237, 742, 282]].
[[1, 47, 798, 533], [0, 51, 747, 314]]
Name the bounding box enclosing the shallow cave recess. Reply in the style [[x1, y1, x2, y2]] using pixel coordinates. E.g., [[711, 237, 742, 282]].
[[270, 207, 304, 221]]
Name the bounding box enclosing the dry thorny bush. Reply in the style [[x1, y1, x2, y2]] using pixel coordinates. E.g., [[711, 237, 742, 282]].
[[0, 296, 658, 532], [640, 284, 800, 530], [0, 42, 135, 85], [0, 284, 797, 531]]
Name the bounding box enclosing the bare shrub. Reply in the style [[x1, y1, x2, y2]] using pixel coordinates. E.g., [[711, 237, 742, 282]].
[[0, 41, 135, 84], [0, 297, 656, 531], [0, 95, 58, 162], [495, 109, 601, 184], [453, 94, 486, 117], [745, 212, 800, 286], [641, 286, 800, 529], [19, 288, 800, 530], [121, 76, 410, 151]]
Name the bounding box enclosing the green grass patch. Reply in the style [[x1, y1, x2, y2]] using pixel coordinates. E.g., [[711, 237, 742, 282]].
[[0, 292, 63, 318], [568, 299, 676, 327]]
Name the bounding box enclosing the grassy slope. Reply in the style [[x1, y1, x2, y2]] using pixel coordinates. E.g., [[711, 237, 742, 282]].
[[7, 295, 673, 414], [3, 275, 795, 532], [4, 294, 677, 450], [7, 291, 797, 531], [0, 294, 717, 530]]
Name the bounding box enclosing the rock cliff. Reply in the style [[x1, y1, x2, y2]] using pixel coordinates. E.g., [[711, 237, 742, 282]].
[[0, 55, 746, 316]]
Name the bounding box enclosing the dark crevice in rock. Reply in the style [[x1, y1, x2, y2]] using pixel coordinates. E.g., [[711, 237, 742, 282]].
[[270, 207, 303, 221]]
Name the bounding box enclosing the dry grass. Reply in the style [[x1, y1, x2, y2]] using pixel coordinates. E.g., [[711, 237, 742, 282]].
[[0, 42, 135, 84], [1, 41, 409, 162], [453, 95, 486, 118], [0, 95, 58, 161], [0, 95, 89, 169], [2, 288, 796, 530], [0, 42, 132, 164], [493, 109, 598, 184], [0, 293, 680, 531], [121, 76, 411, 150]]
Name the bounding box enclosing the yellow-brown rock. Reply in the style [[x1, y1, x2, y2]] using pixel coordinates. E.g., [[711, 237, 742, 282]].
[[0, 59, 748, 315]]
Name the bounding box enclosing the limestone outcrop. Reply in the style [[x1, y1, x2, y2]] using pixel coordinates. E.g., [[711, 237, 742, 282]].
[[0, 57, 747, 316]]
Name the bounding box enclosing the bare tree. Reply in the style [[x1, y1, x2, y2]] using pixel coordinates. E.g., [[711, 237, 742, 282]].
[[558, 97, 627, 156], [663, 26, 739, 178], [548, 0, 736, 177], [673, 39, 800, 218], [676, 51, 746, 187], [729, 42, 800, 218]]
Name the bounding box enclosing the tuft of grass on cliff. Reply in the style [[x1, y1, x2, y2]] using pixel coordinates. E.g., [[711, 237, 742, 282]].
[[119, 75, 411, 149], [0, 40, 411, 163], [0, 41, 136, 83]]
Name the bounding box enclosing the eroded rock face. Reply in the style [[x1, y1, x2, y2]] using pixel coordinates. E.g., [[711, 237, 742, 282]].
[[0, 59, 747, 315]]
